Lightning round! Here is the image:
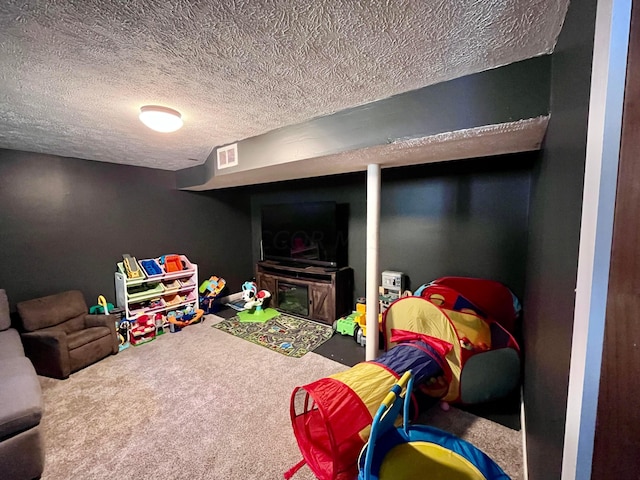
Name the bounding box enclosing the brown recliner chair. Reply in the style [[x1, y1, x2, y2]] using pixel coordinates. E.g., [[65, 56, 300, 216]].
[[17, 290, 119, 379]]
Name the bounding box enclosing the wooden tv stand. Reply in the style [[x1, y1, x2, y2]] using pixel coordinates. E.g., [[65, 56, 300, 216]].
[[256, 261, 353, 325]]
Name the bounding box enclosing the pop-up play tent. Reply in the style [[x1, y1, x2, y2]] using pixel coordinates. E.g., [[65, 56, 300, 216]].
[[383, 296, 520, 404], [416, 276, 521, 335]]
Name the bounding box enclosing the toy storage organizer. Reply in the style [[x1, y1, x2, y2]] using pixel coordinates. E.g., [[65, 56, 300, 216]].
[[114, 254, 198, 320]]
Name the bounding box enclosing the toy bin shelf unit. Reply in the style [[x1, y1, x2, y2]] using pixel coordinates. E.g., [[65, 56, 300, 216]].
[[114, 255, 198, 320]]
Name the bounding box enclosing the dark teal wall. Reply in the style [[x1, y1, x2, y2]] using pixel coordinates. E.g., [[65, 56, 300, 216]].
[[0, 149, 253, 309], [0, 148, 534, 315], [523, 0, 597, 478], [250, 153, 534, 301]]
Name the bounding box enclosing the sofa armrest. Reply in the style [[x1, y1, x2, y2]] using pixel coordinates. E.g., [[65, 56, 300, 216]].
[[20, 330, 71, 379], [85, 314, 119, 354]]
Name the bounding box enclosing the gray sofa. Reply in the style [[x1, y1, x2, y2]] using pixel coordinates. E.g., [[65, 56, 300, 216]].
[[0, 289, 45, 480]]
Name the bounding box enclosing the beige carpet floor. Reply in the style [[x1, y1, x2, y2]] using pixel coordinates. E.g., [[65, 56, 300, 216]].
[[38, 315, 523, 479]]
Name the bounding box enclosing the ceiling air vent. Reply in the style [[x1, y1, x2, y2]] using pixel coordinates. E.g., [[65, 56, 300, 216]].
[[217, 143, 238, 170]]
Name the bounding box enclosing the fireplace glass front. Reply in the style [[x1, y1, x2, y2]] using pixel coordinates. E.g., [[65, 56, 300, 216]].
[[277, 281, 309, 317]]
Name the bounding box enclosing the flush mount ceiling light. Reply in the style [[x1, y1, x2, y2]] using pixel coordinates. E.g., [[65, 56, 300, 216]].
[[139, 105, 183, 133]]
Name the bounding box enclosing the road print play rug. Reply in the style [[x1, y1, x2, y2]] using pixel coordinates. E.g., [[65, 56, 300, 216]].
[[213, 312, 334, 358]]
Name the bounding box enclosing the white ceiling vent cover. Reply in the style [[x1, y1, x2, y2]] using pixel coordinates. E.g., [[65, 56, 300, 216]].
[[217, 143, 238, 170]]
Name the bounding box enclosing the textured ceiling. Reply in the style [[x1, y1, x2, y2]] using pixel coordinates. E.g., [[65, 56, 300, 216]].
[[0, 0, 568, 171]]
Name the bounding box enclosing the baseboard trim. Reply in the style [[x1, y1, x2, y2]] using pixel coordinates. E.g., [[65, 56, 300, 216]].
[[217, 291, 243, 304]]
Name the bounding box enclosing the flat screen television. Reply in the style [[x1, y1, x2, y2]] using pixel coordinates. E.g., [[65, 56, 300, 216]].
[[260, 201, 348, 268]]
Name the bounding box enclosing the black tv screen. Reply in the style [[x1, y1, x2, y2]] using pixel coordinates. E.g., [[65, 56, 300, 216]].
[[261, 201, 348, 268]]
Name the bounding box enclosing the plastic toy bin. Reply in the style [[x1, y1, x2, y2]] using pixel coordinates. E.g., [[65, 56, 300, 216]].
[[139, 258, 164, 280], [163, 280, 181, 295], [178, 254, 195, 271], [128, 298, 166, 318], [126, 283, 165, 302], [116, 262, 147, 282], [156, 255, 196, 280], [163, 255, 185, 273]]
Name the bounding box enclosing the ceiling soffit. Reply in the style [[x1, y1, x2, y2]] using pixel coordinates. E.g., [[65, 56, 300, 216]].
[[182, 116, 550, 190], [177, 56, 551, 189]]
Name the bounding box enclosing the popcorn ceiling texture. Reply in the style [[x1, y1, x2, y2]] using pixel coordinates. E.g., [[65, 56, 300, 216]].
[[0, 0, 568, 171]]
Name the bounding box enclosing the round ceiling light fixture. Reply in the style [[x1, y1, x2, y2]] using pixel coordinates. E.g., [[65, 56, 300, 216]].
[[139, 105, 183, 133]]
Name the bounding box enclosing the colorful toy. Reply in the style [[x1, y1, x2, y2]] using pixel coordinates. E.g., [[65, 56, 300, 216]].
[[116, 319, 131, 351], [166, 306, 205, 328], [239, 282, 259, 306], [237, 281, 278, 323], [334, 304, 383, 347], [181, 305, 205, 324], [358, 371, 509, 480], [129, 315, 156, 346], [334, 311, 368, 345], [379, 271, 405, 314], [154, 313, 170, 335], [335, 312, 361, 336], [89, 295, 115, 314], [244, 289, 271, 310], [122, 254, 144, 279], [199, 276, 226, 313], [199, 275, 226, 296]]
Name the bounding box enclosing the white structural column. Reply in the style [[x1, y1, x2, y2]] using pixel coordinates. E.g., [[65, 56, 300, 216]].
[[365, 164, 381, 361], [561, 0, 631, 478]]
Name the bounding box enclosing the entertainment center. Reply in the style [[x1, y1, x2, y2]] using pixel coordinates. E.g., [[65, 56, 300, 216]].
[[258, 200, 352, 324], [256, 261, 353, 325]]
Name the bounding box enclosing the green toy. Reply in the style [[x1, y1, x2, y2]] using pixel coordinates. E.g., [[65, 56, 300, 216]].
[[335, 314, 360, 336], [334, 311, 371, 346], [89, 295, 115, 314]]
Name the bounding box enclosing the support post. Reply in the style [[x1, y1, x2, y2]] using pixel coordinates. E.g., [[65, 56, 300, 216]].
[[366, 164, 381, 361]]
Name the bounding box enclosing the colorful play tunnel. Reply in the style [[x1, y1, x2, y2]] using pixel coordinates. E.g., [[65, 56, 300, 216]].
[[287, 341, 446, 480]]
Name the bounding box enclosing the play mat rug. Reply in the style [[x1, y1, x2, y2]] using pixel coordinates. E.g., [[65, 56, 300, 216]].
[[212, 313, 334, 358]]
